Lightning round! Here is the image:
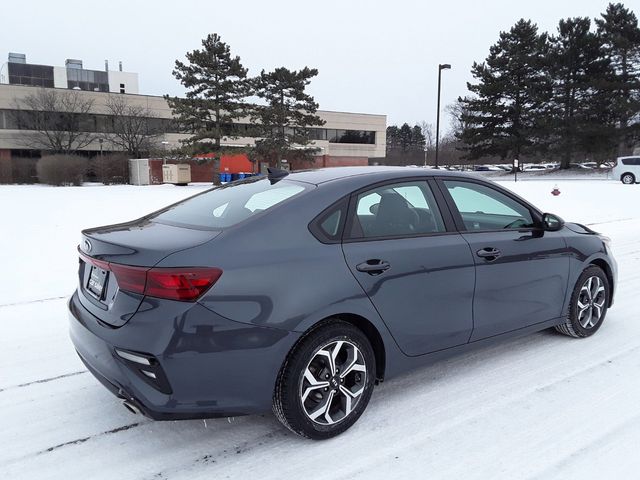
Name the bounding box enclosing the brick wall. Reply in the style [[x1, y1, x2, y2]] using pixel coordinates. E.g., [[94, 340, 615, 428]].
[[147, 154, 369, 185], [290, 155, 368, 170]]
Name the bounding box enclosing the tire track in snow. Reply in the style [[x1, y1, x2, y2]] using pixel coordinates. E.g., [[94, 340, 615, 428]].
[[585, 217, 633, 226], [0, 370, 86, 394], [527, 411, 640, 480], [37, 422, 141, 455], [0, 295, 68, 308], [137, 341, 640, 480], [143, 429, 293, 480]]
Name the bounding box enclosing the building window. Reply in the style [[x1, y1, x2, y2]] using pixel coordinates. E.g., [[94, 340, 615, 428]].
[[7, 63, 54, 88], [119, 83, 125, 94], [66, 68, 109, 92]]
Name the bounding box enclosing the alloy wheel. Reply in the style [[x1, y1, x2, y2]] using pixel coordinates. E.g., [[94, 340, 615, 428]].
[[299, 340, 367, 425], [577, 276, 607, 329], [622, 174, 635, 184]]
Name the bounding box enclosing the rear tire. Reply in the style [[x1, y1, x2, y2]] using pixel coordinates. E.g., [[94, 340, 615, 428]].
[[621, 173, 636, 184], [273, 320, 376, 439], [555, 265, 609, 338]]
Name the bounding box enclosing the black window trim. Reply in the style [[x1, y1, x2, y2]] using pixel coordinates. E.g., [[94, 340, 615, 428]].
[[434, 176, 544, 234], [341, 176, 458, 243], [308, 196, 350, 244]]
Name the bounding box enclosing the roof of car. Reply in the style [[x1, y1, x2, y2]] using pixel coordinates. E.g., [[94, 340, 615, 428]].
[[285, 166, 477, 185]]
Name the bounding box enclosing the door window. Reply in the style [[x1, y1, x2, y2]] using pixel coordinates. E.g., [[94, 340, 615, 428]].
[[443, 180, 534, 231], [350, 181, 445, 238]]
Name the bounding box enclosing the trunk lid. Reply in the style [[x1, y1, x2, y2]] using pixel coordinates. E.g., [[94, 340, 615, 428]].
[[77, 219, 220, 327]]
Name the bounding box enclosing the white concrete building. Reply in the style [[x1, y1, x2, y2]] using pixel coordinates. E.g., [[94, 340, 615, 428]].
[[0, 53, 386, 173], [0, 53, 139, 94]]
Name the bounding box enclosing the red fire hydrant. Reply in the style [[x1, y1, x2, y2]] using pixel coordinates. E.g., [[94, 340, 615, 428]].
[[551, 185, 561, 196]]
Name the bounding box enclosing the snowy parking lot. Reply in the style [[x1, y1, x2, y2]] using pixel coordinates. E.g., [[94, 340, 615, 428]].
[[1, 177, 640, 479]]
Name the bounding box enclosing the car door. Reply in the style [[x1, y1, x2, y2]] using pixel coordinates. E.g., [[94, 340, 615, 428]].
[[438, 178, 570, 341], [341, 179, 475, 357]]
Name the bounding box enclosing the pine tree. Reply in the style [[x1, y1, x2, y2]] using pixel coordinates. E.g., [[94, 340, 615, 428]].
[[398, 123, 413, 152], [595, 3, 640, 151], [459, 20, 551, 161], [411, 125, 426, 151], [547, 17, 614, 168], [385, 125, 400, 152], [250, 67, 325, 169], [165, 33, 250, 181]]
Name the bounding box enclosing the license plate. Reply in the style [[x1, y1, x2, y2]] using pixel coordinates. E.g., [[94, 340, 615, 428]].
[[87, 265, 108, 299]]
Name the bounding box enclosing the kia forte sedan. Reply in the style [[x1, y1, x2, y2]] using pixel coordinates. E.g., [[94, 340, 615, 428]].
[[69, 167, 617, 439]]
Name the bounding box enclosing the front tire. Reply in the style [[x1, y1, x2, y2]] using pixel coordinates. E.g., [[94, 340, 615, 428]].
[[621, 173, 636, 184], [273, 320, 376, 439], [555, 265, 609, 338]]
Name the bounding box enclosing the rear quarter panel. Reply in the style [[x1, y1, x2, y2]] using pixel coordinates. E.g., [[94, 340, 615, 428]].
[[156, 182, 408, 376]]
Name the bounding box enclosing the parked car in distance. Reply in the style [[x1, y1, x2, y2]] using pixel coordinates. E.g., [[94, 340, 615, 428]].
[[69, 167, 617, 439], [524, 165, 547, 172], [612, 156, 640, 184]]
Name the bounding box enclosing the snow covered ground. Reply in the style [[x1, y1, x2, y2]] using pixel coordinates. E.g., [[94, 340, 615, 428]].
[[1, 177, 639, 479]]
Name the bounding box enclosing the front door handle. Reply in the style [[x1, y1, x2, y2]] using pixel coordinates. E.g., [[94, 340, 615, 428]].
[[476, 247, 501, 261], [356, 259, 391, 275]]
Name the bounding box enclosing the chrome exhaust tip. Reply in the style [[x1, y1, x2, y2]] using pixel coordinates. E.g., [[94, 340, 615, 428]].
[[122, 400, 140, 415]]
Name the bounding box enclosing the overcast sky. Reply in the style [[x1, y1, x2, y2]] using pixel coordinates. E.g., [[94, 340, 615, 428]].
[[1, 0, 625, 131]]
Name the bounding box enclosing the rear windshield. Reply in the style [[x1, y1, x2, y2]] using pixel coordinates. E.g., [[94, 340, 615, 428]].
[[151, 178, 310, 229]]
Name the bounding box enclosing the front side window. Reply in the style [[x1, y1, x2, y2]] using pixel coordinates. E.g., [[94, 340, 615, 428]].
[[444, 180, 534, 231], [152, 178, 309, 229], [350, 181, 445, 239]]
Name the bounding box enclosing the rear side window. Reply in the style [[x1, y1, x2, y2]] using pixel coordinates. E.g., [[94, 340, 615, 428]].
[[621, 157, 640, 166], [309, 198, 348, 243], [152, 178, 309, 229], [349, 181, 445, 239]]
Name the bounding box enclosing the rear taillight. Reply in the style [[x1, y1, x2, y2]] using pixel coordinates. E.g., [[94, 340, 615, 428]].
[[79, 250, 222, 301], [144, 268, 222, 301]]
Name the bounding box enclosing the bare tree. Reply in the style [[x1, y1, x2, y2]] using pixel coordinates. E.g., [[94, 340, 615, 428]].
[[102, 95, 162, 158], [446, 98, 470, 138], [417, 121, 435, 151], [13, 88, 95, 153]]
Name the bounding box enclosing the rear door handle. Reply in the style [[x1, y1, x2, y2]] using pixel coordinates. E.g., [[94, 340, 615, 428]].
[[356, 259, 391, 275], [476, 247, 501, 261]]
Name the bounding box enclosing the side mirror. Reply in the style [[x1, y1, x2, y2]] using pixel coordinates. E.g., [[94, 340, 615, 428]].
[[542, 213, 564, 231]]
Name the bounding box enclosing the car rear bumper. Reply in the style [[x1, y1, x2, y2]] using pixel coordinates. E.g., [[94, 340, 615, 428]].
[[68, 290, 300, 420]]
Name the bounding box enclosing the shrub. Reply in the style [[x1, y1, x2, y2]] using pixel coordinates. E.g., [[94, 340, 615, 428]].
[[0, 158, 10, 183], [92, 153, 130, 185], [0, 157, 39, 184], [12, 157, 39, 184], [37, 154, 89, 186]]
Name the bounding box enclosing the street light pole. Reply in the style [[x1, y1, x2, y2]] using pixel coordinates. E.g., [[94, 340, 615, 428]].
[[98, 138, 104, 183], [435, 63, 451, 169], [161, 141, 169, 165]]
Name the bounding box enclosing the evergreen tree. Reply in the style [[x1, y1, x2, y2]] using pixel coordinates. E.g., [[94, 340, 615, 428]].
[[547, 17, 614, 168], [385, 125, 400, 151], [459, 20, 551, 161], [386, 123, 427, 154], [250, 67, 325, 169], [411, 125, 426, 151], [398, 123, 413, 152], [595, 3, 640, 150], [165, 33, 250, 181]]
